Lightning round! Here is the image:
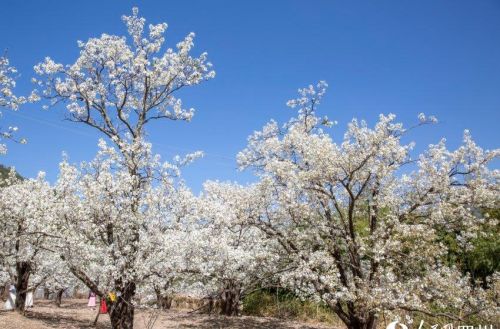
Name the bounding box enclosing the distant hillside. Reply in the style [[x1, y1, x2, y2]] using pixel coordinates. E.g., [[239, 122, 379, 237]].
[[0, 164, 23, 185]]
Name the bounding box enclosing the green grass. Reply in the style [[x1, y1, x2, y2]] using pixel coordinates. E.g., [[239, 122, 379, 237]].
[[242, 289, 340, 325]]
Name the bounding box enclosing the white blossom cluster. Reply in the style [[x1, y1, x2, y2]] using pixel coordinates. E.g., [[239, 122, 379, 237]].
[[0, 56, 36, 154], [32, 7, 215, 143], [0, 56, 25, 111], [52, 139, 201, 296], [187, 181, 280, 310]]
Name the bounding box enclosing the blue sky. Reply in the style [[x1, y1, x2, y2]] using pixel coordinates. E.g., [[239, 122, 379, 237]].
[[1, 0, 499, 191]]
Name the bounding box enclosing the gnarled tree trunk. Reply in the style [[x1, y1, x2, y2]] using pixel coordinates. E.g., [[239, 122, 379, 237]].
[[155, 291, 172, 310], [108, 282, 136, 329], [336, 309, 378, 329], [55, 289, 64, 307], [219, 282, 241, 316], [14, 261, 31, 312]]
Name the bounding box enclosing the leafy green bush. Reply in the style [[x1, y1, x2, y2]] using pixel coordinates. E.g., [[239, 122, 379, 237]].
[[439, 208, 499, 287]]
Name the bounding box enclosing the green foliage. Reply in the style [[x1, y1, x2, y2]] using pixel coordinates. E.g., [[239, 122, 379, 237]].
[[438, 208, 500, 287], [242, 289, 340, 325], [463, 215, 500, 285]]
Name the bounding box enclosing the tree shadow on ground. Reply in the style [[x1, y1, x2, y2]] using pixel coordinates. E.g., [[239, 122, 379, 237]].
[[168, 312, 327, 329], [59, 301, 96, 310], [1, 300, 331, 329], [23, 310, 108, 329]]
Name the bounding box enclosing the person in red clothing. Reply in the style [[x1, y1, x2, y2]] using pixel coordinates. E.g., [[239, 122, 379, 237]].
[[99, 298, 108, 314]]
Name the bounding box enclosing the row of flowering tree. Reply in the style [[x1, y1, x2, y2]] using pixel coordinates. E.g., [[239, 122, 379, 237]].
[[0, 7, 498, 329]]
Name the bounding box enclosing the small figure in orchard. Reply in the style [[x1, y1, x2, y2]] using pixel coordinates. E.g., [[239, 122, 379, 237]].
[[3, 285, 16, 310], [24, 289, 34, 308], [88, 291, 96, 309]]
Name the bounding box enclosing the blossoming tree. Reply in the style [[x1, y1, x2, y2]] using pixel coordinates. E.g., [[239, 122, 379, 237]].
[[34, 7, 214, 328], [195, 181, 279, 315], [54, 140, 201, 327], [238, 82, 500, 329], [0, 172, 56, 311], [136, 181, 199, 310], [33, 252, 82, 307]]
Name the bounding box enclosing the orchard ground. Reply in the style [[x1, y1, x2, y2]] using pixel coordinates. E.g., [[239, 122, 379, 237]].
[[0, 299, 333, 329]]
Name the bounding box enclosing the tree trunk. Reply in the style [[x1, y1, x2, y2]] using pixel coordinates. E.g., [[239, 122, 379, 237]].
[[55, 289, 64, 307], [108, 283, 136, 329], [14, 261, 31, 312], [339, 312, 378, 329], [44, 288, 50, 299], [219, 283, 240, 316], [156, 292, 172, 310]]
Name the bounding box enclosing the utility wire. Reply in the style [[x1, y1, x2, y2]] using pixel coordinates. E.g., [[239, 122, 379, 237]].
[[4, 110, 238, 168]]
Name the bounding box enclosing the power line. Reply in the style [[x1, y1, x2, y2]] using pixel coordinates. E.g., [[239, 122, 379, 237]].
[[4, 110, 237, 167]]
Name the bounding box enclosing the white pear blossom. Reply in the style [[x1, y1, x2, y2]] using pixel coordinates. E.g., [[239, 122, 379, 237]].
[[33, 7, 215, 148], [0, 55, 38, 154]]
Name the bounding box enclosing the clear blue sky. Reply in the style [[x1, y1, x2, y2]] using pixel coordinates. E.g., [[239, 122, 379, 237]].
[[1, 0, 499, 191]]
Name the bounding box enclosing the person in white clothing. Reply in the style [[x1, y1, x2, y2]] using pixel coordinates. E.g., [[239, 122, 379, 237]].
[[3, 285, 16, 310], [25, 290, 34, 308]]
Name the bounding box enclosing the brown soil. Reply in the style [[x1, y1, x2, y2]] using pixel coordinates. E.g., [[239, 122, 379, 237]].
[[0, 299, 334, 328]]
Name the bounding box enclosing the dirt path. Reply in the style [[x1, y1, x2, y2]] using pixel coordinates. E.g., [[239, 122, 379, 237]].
[[0, 299, 334, 329]]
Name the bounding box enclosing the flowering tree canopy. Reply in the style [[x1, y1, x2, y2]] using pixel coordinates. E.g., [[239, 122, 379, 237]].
[[33, 7, 214, 153], [53, 139, 199, 327], [238, 82, 500, 329]]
